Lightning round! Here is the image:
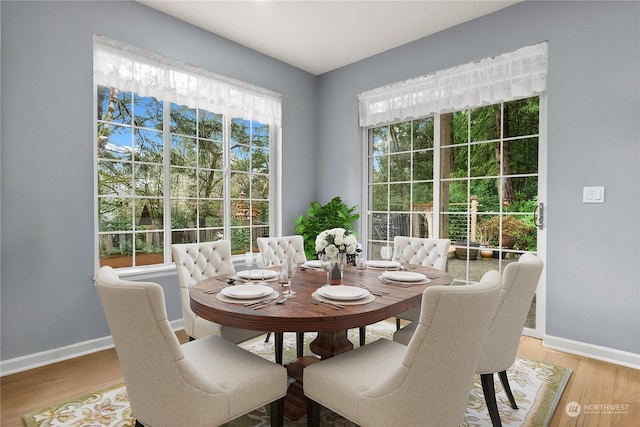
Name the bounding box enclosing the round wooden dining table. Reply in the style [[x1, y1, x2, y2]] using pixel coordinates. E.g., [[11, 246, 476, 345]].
[[189, 262, 453, 361]]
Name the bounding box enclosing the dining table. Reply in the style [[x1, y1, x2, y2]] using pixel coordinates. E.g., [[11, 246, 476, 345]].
[[189, 261, 453, 360], [189, 260, 452, 419]]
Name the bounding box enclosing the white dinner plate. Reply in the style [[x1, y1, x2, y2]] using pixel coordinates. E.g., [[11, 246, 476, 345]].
[[304, 260, 323, 268], [316, 286, 370, 301], [237, 269, 278, 280], [366, 260, 401, 269], [221, 284, 273, 299], [381, 271, 427, 282]]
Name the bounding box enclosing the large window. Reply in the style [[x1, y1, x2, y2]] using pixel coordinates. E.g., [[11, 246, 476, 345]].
[[366, 97, 540, 283], [94, 36, 280, 270]]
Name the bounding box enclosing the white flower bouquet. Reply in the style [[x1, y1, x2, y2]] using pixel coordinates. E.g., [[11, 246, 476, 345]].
[[315, 227, 358, 261]]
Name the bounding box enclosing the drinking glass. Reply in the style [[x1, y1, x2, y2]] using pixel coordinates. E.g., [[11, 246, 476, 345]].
[[278, 265, 289, 296], [255, 255, 266, 284], [285, 257, 297, 297], [380, 246, 392, 271], [244, 252, 255, 282], [337, 253, 347, 285], [321, 253, 335, 286]]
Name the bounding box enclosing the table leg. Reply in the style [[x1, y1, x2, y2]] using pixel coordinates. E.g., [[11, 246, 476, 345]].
[[309, 330, 353, 359]]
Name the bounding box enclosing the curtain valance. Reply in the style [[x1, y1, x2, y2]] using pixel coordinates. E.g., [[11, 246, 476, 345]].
[[93, 35, 282, 126], [358, 42, 548, 127]]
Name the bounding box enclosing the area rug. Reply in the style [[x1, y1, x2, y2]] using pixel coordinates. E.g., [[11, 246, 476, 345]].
[[24, 322, 571, 427]]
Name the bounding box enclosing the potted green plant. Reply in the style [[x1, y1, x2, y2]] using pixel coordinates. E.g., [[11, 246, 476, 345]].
[[293, 197, 360, 260], [478, 216, 533, 250]]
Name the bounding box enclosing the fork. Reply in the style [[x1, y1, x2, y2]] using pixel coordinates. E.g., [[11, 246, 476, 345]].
[[311, 294, 344, 309], [357, 284, 388, 296]]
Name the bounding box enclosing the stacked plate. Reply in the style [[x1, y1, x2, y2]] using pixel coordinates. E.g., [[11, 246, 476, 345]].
[[379, 270, 431, 285], [315, 285, 370, 301], [366, 260, 401, 269], [221, 284, 273, 300], [304, 260, 323, 268], [237, 269, 278, 281]]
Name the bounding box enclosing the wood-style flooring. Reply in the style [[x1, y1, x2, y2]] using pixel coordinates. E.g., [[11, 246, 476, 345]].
[[2, 330, 639, 426]]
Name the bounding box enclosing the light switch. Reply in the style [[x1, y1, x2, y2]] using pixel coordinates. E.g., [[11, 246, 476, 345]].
[[583, 186, 605, 203]]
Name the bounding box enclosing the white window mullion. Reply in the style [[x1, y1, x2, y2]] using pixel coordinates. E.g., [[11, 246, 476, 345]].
[[432, 114, 441, 238], [163, 101, 172, 262]]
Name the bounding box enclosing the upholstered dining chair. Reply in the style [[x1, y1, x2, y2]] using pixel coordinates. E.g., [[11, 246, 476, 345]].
[[95, 266, 287, 427], [257, 235, 307, 355], [304, 276, 502, 427], [257, 235, 307, 266], [394, 253, 543, 427], [393, 236, 451, 329], [475, 253, 543, 426], [172, 241, 263, 343]]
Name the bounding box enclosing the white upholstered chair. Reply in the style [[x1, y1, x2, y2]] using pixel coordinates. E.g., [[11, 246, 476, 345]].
[[172, 241, 263, 343], [475, 253, 543, 426], [95, 266, 287, 427], [394, 253, 543, 427], [257, 235, 307, 266], [304, 276, 502, 427], [257, 235, 307, 355], [393, 236, 451, 329]]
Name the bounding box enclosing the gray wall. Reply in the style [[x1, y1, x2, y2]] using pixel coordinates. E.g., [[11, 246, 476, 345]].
[[318, 1, 640, 354], [0, 0, 318, 361], [1, 0, 639, 364]]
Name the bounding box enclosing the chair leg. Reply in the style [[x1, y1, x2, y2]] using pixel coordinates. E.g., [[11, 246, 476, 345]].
[[396, 317, 401, 330], [481, 373, 502, 427], [498, 370, 518, 409], [189, 336, 195, 342], [135, 420, 144, 427], [306, 398, 321, 427], [269, 397, 285, 427], [359, 326, 366, 346], [265, 332, 272, 343], [296, 332, 304, 357], [275, 332, 284, 365]]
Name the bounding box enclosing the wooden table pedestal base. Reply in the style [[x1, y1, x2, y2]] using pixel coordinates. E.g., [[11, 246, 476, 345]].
[[284, 356, 320, 420]]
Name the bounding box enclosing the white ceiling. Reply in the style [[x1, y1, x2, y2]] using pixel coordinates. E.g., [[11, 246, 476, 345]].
[[138, 0, 520, 75]]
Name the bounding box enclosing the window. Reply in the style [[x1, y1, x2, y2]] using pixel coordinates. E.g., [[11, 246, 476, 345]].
[[366, 97, 541, 284], [94, 36, 281, 270], [360, 43, 547, 285]]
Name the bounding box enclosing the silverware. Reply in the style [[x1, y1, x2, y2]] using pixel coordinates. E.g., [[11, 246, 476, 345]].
[[204, 288, 222, 294], [244, 297, 275, 307], [378, 277, 412, 288], [275, 295, 288, 304], [311, 294, 344, 309], [357, 284, 388, 296], [252, 299, 278, 310]]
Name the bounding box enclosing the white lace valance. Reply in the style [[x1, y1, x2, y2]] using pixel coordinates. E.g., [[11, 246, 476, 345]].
[[93, 35, 282, 126], [358, 42, 548, 127]]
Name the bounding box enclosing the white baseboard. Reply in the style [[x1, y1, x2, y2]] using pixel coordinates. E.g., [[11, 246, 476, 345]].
[[1, 319, 184, 377], [544, 334, 640, 370]]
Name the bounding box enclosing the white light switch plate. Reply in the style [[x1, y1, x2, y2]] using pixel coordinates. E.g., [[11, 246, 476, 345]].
[[583, 186, 605, 203]]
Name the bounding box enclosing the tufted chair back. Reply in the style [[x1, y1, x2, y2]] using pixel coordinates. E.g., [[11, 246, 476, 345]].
[[393, 236, 450, 270], [172, 241, 262, 343], [257, 235, 307, 266], [392, 236, 451, 328]]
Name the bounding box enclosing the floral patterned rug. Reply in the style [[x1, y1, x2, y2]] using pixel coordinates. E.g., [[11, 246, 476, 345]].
[[23, 322, 571, 427]]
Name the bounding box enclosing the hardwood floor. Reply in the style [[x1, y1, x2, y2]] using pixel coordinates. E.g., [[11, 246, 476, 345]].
[[2, 331, 639, 426]]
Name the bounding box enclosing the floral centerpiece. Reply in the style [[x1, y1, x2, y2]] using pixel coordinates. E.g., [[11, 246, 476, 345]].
[[315, 227, 358, 263]]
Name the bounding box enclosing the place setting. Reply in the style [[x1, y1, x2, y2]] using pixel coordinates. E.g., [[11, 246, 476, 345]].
[[378, 270, 431, 287], [215, 283, 280, 306], [311, 285, 376, 308]]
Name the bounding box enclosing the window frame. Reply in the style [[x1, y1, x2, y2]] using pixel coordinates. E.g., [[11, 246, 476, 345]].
[[93, 58, 281, 279]]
